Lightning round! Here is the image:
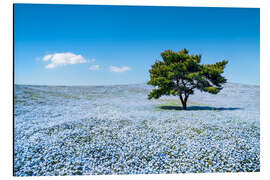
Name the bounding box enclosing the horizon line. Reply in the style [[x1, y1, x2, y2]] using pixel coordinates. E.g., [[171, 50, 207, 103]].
[[14, 81, 260, 87]]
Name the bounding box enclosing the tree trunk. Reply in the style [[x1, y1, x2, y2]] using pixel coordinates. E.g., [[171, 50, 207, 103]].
[[179, 94, 188, 110], [182, 100, 187, 110]]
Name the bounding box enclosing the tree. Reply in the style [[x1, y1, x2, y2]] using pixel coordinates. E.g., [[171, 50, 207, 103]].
[[147, 49, 228, 110]]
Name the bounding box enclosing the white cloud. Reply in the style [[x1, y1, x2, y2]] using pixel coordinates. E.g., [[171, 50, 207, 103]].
[[42, 52, 87, 69], [91, 58, 96, 63], [110, 66, 131, 73], [89, 65, 100, 71], [43, 54, 53, 61]]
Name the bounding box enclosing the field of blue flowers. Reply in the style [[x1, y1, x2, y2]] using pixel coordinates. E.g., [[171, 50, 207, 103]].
[[14, 83, 260, 176]]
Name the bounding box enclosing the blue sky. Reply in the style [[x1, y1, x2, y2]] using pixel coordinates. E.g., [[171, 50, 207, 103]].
[[14, 4, 260, 86]]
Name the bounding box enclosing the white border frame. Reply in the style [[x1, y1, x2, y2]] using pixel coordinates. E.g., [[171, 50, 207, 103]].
[[1, 0, 269, 180]]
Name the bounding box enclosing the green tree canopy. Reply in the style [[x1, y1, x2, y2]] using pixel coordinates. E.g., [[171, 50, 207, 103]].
[[147, 49, 228, 110]]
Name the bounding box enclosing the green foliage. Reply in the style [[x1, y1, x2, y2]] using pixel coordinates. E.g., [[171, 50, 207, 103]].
[[147, 49, 228, 109]]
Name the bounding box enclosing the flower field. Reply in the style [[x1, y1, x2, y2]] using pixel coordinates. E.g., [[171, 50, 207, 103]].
[[14, 83, 260, 176]]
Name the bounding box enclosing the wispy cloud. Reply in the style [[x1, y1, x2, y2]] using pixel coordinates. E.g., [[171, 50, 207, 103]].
[[42, 52, 87, 69], [110, 66, 131, 73], [89, 65, 100, 71]]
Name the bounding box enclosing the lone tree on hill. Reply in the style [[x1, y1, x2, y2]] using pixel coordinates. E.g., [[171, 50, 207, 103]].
[[147, 49, 228, 110]]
